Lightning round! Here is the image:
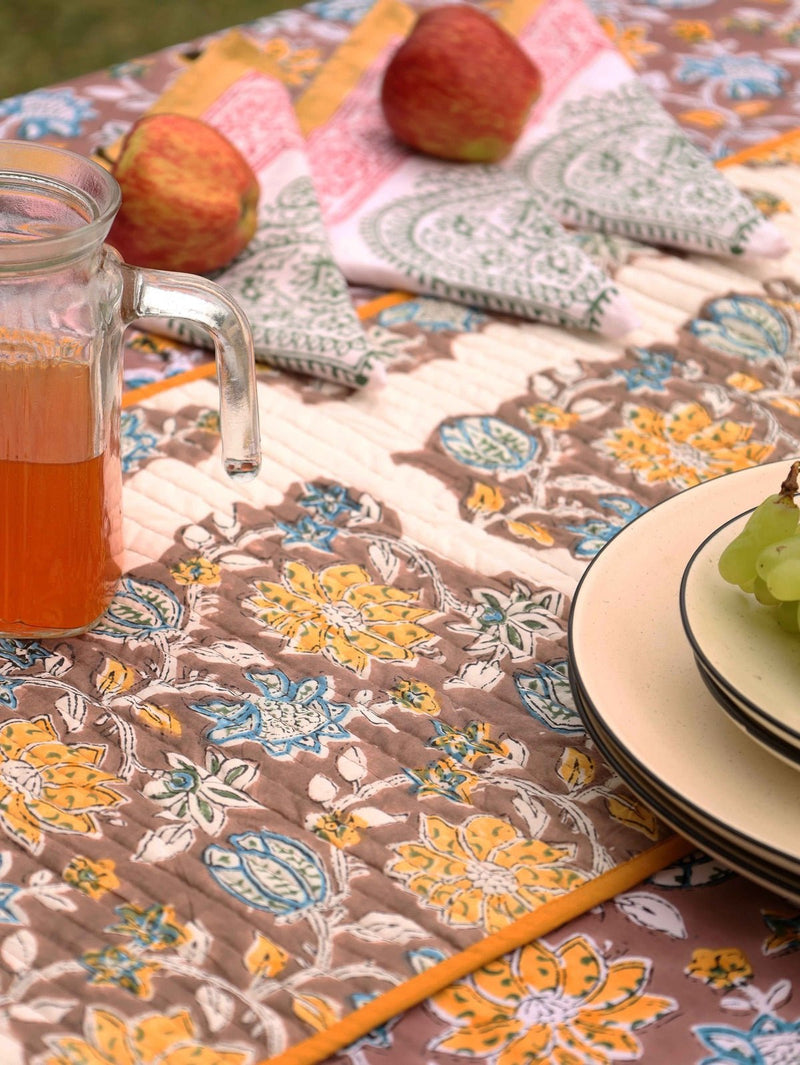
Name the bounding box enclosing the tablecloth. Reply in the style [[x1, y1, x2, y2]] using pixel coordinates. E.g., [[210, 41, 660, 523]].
[[0, 2, 798, 1064]]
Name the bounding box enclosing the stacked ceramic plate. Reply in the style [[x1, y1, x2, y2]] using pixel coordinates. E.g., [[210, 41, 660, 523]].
[[680, 512, 800, 771], [568, 461, 800, 905]]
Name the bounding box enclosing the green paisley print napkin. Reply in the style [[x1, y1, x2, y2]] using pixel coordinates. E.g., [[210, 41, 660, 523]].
[[505, 0, 789, 259], [147, 33, 386, 389], [297, 1, 639, 339]]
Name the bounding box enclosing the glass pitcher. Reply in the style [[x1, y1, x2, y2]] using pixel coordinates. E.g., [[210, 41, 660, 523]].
[[0, 140, 261, 639]]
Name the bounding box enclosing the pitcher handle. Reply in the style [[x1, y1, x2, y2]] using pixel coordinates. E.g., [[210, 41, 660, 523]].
[[116, 253, 261, 481]]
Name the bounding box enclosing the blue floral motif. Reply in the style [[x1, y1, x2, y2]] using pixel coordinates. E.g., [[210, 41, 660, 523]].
[[204, 829, 327, 915], [121, 409, 161, 473], [343, 991, 400, 1053], [0, 679, 23, 711], [80, 945, 153, 996], [566, 495, 647, 558], [191, 669, 352, 757], [514, 660, 583, 734], [615, 346, 676, 392], [439, 416, 538, 474], [298, 483, 360, 522], [403, 760, 475, 804], [0, 639, 49, 670], [676, 54, 788, 100], [650, 851, 734, 889], [277, 515, 339, 552], [107, 903, 185, 950], [407, 946, 447, 972], [0, 89, 96, 139], [687, 296, 791, 360], [377, 297, 488, 333], [303, 0, 377, 24], [427, 720, 503, 762], [0, 881, 23, 925], [93, 577, 184, 638], [694, 1014, 800, 1064]]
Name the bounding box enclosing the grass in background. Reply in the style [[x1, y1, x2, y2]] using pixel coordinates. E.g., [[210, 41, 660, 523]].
[[0, 0, 305, 98]]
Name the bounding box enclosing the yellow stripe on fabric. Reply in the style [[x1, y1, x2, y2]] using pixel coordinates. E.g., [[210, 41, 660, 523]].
[[121, 361, 218, 407], [498, 0, 550, 37], [294, 0, 416, 136], [717, 127, 800, 167], [148, 30, 287, 117], [256, 834, 693, 1065]]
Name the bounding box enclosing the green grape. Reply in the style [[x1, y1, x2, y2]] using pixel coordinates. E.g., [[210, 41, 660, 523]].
[[756, 532, 800, 580], [764, 557, 800, 601], [776, 599, 800, 633], [752, 576, 780, 606], [718, 461, 800, 590]]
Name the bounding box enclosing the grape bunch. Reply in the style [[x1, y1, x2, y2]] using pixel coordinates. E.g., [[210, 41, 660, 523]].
[[718, 461, 800, 632]]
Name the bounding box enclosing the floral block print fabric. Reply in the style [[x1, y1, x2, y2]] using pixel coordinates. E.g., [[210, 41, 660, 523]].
[[324, 855, 800, 1064], [582, 0, 800, 162], [0, 382, 677, 1065]]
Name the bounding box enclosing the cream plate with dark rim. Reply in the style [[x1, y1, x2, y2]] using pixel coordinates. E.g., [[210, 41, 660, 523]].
[[680, 510, 800, 769], [568, 461, 800, 903]]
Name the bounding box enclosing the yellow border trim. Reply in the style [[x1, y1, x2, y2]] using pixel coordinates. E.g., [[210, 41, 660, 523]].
[[294, 0, 415, 136], [717, 127, 800, 168]]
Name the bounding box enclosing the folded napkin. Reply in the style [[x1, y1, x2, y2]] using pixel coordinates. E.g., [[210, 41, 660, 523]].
[[141, 32, 386, 388], [296, 1, 638, 338], [504, 0, 789, 259], [296, 0, 788, 302]]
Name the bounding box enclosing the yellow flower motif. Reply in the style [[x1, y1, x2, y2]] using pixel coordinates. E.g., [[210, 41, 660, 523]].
[[597, 17, 661, 68], [727, 372, 763, 392], [247, 561, 436, 675], [41, 1006, 249, 1065], [670, 19, 714, 42], [96, 657, 136, 696], [733, 100, 771, 117], [245, 932, 289, 978], [389, 814, 586, 933], [406, 757, 480, 804], [750, 191, 791, 216], [0, 716, 125, 854], [523, 402, 579, 430], [312, 809, 368, 849], [606, 795, 662, 840], [770, 395, 800, 417], [686, 947, 753, 988], [506, 519, 555, 545], [603, 401, 773, 488], [62, 855, 119, 899], [679, 109, 727, 129], [131, 702, 182, 738], [171, 555, 221, 586], [557, 747, 595, 790], [430, 934, 674, 1061], [292, 993, 339, 1032], [387, 678, 441, 716], [196, 410, 220, 433], [465, 481, 505, 514]]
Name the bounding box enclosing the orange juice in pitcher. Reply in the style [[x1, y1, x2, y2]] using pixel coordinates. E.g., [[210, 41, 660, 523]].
[[0, 359, 122, 636]]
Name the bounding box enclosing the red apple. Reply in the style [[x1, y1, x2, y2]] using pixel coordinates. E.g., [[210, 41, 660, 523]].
[[380, 4, 542, 163], [107, 113, 259, 274]]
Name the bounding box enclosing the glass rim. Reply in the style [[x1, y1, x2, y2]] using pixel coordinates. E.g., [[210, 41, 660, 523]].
[[0, 140, 121, 267]]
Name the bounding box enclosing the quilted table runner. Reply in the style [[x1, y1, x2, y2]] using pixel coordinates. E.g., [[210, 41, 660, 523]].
[[0, 2, 799, 1063]]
